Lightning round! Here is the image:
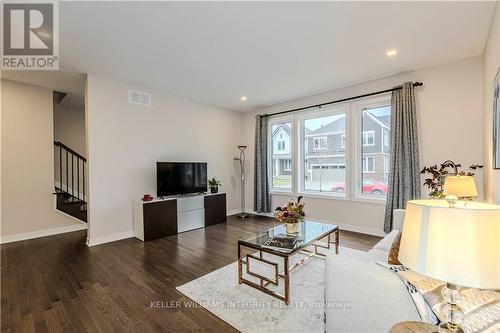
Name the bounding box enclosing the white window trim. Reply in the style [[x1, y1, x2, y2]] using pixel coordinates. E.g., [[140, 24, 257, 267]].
[[297, 105, 349, 197], [352, 95, 391, 202], [277, 140, 286, 151], [283, 159, 292, 171], [362, 130, 375, 146], [384, 130, 390, 147], [312, 136, 328, 150], [341, 134, 346, 148], [362, 157, 375, 173], [383, 156, 389, 172]]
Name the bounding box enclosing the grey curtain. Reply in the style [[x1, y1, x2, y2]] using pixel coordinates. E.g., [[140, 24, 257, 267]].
[[254, 115, 271, 213], [384, 82, 421, 232]]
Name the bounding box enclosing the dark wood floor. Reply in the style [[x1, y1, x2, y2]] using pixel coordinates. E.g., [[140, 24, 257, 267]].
[[1, 215, 381, 333]]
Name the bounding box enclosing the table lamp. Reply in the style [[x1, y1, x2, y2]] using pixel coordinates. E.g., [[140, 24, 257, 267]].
[[443, 175, 478, 201], [399, 200, 500, 332]]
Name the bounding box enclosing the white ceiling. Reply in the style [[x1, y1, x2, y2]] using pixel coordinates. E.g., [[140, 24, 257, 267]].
[[50, 2, 498, 111]]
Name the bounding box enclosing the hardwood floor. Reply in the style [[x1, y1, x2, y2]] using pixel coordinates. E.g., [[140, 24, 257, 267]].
[[1, 215, 381, 333]]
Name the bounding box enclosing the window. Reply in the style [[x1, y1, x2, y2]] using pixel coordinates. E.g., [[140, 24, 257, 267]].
[[362, 157, 375, 172], [303, 113, 346, 195], [267, 95, 390, 201], [313, 136, 327, 150], [360, 104, 391, 197], [271, 122, 292, 191], [283, 159, 292, 171], [384, 130, 390, 147], [362, 131, 375, 146]]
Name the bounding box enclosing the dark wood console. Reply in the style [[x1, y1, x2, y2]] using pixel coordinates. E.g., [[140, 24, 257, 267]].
[[142, 200, 177, 241], [134, 193, 227, 241], [204, 193, 227, 227]]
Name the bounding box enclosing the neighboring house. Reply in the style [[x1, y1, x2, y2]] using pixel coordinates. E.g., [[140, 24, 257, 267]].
[[272, 124, 292, 176], [305, 112, 390, 184]]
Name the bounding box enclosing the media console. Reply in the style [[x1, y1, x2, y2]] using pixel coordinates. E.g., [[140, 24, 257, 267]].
[[133, 192, 227, 241]]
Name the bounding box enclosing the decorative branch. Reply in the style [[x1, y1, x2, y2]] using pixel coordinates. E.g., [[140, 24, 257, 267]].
[[420, 161, 483, 198]]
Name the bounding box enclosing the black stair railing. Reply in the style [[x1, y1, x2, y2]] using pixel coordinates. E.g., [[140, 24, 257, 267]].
[[54, 141, 87, 206]]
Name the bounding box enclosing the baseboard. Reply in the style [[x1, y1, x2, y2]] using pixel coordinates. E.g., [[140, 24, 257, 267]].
[[248, 211, 386, 237], [227, 209, 242, 216], [87, 210, 253, 247], [332, 222, 386, 237], [86, 230, 135, 247], [0, 223, 87, 244]]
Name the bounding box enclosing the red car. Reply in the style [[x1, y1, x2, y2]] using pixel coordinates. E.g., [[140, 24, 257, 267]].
[[331, 180, 388, 195]]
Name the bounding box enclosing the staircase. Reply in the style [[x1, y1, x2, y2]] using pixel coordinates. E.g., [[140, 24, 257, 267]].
[[54, 141, 87, 223]]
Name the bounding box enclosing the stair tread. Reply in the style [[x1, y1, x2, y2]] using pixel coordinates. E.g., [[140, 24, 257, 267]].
[[55, 188, 87, 222]]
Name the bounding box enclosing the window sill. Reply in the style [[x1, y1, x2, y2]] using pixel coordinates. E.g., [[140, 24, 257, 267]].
[[351, 196, 386, 205], [270, 190, 293, 196], [297, 192, 349, 201], [271, 191, 387, 205]]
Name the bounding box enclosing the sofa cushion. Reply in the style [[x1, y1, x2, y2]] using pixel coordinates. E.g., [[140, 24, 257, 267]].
[[372, 229, 400, 253], [325, 254, 420, 333], [366, 248, 390, 262]]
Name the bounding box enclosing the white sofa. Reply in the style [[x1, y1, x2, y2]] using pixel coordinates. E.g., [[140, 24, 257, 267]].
[[325, 209, 421, 333]]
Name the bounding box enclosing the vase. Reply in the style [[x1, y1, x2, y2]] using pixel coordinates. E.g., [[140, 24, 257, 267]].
[[210, 186, 218, 194], [285, 223, 300, 234]]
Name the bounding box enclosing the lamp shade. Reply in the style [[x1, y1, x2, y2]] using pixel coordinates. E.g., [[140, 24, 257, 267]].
[[443, 175, 478, 198], [399, 200, 500, 289]]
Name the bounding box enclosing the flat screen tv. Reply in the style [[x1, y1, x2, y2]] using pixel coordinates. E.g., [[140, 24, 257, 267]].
[[156, 162, 207, 197]]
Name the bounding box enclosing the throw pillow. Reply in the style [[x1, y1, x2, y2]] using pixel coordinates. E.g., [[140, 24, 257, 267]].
[[377, 262, 438, 324], [387, 231, 402, 265], [397, 269, 500, 333]]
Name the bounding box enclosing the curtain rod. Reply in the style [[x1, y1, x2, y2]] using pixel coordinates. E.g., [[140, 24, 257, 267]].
[[262, 81, 423, 118]]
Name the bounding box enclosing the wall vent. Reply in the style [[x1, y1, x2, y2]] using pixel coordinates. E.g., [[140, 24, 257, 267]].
[[128, 89, 151, 107]]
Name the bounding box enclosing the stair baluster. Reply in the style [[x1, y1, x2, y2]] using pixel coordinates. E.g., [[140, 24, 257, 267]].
[[53, 141, 87, 222]]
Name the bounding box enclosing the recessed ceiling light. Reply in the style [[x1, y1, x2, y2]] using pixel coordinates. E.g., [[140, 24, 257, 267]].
[[386, 49, 397, 57], [240, 96, 247, 101]]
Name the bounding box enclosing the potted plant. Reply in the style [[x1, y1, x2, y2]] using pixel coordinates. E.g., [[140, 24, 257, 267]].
[[274, 196, 305, 234], [208, 177, 222, 194], [421, 161, 483, 198]]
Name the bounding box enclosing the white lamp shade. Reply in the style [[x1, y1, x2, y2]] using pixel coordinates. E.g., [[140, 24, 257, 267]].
[[399, 200, 500, 289], [443, 176, 478, 198]]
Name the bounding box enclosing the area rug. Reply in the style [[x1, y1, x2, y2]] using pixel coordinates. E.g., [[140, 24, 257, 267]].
[[176, 246, 364, 333]]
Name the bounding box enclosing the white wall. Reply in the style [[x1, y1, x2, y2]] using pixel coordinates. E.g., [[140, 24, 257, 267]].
[[242, 56, 484, 236], [85, 74, 244, 245], [483, 3, 500, 204], [54, 103, 86, 156], [1, 80, 83, 241]]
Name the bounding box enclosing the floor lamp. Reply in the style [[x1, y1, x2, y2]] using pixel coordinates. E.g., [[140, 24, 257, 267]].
[[234, 145, 249, 218]]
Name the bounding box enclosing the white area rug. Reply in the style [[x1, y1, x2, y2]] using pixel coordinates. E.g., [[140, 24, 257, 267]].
[[176, 246, 365, 333]]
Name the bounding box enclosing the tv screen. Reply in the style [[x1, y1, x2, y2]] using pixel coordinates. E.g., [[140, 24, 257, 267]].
[[157, 162, 207, 197]]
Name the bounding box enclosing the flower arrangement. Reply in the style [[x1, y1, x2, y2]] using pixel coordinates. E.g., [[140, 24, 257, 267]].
[[274, 196, 305, 224], [420, 161, 483, 198]]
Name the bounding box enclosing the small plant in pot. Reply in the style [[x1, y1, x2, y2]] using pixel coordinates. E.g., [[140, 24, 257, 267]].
[[420, 161, 483, 198], [208, 177, 222, 194], [274, 196, 305, 234]]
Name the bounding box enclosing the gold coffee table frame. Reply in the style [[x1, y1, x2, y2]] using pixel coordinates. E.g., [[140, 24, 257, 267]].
[[238, 225, 339, 304]]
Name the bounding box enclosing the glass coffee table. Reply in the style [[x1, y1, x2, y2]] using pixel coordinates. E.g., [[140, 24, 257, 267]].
[[238, 220, 339, 304]]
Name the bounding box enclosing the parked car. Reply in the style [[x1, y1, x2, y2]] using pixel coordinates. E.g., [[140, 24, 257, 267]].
[[331, 180, 388, 195]]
